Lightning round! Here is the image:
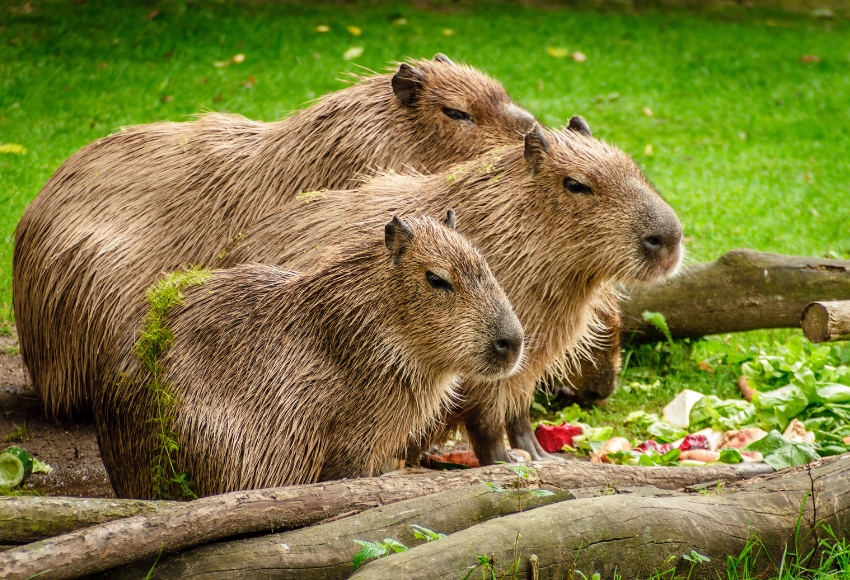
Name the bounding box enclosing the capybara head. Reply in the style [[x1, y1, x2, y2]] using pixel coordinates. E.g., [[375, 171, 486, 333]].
[[384, 210, 524, 381], [390, 54, 536, 157], [523, 118, 683, 285]]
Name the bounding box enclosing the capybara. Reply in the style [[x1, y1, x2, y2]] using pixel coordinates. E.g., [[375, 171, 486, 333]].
[[218, 121, 684, 465], [14, 54, 536, 418], [96, 212, 524, 498]]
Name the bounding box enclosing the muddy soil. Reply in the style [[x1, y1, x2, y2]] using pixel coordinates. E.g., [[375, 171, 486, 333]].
[[0, 326, 113, 498]]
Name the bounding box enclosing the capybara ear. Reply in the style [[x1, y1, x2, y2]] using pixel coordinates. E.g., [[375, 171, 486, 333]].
[[434, 53, 455, 66], [568, 115, 592, 137], [392, 63, 426, 107], [385, 215, 415, 262], [524, 125, 550, 172], [443, 209, 456, 230]]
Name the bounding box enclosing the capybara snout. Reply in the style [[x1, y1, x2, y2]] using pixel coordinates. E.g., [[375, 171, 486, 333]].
[[636, 195, 684, 280], [486, 308, 524, 378]]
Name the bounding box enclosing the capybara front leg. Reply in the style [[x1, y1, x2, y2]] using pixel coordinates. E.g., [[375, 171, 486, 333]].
[[507, 413, 556, 461], [466, 417, 511, 465]]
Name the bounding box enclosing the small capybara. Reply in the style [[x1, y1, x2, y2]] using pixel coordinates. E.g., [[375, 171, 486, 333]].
[[14, 54, 536, 419], [219, 121, 683, 465], [96, 212, 524, 498]]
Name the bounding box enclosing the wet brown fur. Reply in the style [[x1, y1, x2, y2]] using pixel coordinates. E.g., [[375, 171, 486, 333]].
[[96, 216, 523, 498], [218, 126, 683, 465], [13, 56, 536, 418]]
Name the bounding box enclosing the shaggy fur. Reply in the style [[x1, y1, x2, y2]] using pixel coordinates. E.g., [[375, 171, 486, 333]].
[[14, 56, 536, 418], [219, 124, 684, 465], [96, 215, 523, 498]]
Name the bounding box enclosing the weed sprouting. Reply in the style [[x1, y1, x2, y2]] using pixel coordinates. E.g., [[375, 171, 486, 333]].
[[136, 266, 210, 500], [351, 524, 444, 571], [4, 423, 29, 443]]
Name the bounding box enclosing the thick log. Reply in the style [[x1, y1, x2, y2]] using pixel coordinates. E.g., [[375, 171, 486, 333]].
[[0, 496, 175, 545], [802, 301, 850, 343], [99, 483, 575, 579], [354, 456, 850, 579], [620, 250, 850, 342], [0, 461, 771, 580]]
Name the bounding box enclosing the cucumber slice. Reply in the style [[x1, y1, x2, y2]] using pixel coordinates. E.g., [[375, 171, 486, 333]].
[[0, 446, 33, 487]]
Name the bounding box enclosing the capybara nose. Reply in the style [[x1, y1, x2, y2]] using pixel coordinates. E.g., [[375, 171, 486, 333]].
[[643, 235, 662, 253], [492, 330, 523, 366], [642, 217, 683, 274]]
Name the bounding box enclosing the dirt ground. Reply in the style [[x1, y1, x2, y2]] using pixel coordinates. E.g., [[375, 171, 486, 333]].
[[0, 326, 114, 498]]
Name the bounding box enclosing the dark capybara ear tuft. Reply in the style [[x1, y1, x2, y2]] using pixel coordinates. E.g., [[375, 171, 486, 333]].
[[524, 125, 550, 172], [434, 53, 455, 66], [568, 115, 592, 137], [443, 209, 456, 230], [392, 63, 426, 106], [385, 215, 415, 262]]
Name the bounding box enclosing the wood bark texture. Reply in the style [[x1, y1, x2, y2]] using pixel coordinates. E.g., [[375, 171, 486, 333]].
[[353, 456, 850, 580], [0, 461, 771, 580], [97, 483, 574, 579], [0, 496, 175, 544], [620, 250, 850, 342], [802, 301, 850, 343]]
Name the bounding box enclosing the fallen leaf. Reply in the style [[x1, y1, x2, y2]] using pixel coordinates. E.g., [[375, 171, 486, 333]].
[[97, 62, 108, 70], [442, 28, 454, 36], [0, 143, 27, 154], [162, 50, 174, 59], [392, 17, 407, 25], [812, 8, 833, 18], [244, 75, 256, 89], [343, 46, 364, 60], [314, 25, 330, 33], [145, 9, 159, 21], [697, 360, 715, 374], [232, 53, 245, 64], [213, 60, 230, 68], [547, 46, 570, 58], [22, 2, 33, 13], [161, 95, 173, 103], [644, 144, 653, 156], [800, 54, 821, 63], [642, 106, 653, 116], [213, 95, 223, 103], [571, 51, 587, 62], [347, 25, 362, 36]]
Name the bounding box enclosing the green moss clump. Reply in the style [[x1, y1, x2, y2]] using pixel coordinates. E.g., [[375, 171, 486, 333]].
[[136, 266, 210, 500]]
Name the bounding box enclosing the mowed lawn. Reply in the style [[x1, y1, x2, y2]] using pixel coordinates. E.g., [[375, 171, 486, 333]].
[[1, 0, 849, 423]]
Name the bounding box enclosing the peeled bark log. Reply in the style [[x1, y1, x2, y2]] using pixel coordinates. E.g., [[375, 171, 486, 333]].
[[802, 301, 850, 343], [0, 461, 772, 580], [620, 250, 850, 342], [353, 456, 850, 580], [0, 496, 175, 544], [98, 483, 575, 579]]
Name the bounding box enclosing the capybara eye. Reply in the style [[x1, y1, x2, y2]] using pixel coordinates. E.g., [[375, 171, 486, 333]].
[[426, 270, 454, 292], [563, 178, 593, 195], [442, 107, 472, 122]]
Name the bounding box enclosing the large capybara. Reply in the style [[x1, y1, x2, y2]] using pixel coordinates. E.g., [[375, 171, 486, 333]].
[[14, 55, 536, 419], [218, 121, 683, 465], [96, 213, 524, 498]]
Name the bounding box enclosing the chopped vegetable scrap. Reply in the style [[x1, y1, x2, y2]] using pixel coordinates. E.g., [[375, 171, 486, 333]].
[[0, 446, 52, 488], [534, 423, 583, 453]]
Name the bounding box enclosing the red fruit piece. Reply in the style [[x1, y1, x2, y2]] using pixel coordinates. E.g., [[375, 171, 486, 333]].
[[636, 440, 673, 454], [535, 423, 583, 453], [678, 434, 710, 451]]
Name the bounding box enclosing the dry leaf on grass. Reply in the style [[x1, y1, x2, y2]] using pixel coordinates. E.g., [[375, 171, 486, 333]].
[[0, 144, 27, 154], [800, 54, 821, 63], [314, 25, 329, 33], [347, 25, 362, 36], [343, 46, 364, 60]]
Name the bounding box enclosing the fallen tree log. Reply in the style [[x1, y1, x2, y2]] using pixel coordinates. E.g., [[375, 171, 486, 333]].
[[0, 496, 175, 545], [620, 250, 850, 342], [0, 461, 772, 580], [353, 456, 850, 579], [802, 301, 850, 343], [98, 483, 575, 579]]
